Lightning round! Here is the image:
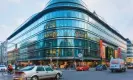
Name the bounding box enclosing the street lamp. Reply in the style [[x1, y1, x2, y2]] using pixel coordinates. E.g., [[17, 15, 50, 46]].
[[82, 50, 84, 64], [56, 50, 59, 69]]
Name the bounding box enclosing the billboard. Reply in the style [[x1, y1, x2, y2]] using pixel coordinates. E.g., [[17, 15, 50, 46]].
[[118, 48, 121, 58], [99, 40, 105, 59], [114, 50, 118, 58]]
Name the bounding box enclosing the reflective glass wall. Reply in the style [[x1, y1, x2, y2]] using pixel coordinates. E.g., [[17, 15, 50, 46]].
[[7, 9, 126, 61]]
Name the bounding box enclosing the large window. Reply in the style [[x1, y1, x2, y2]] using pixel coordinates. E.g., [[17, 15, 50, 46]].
[[44, 48, 73, 57], [43, 10, 89, 21], [57, 29, 75, 37], [56, 19, 87, 29]]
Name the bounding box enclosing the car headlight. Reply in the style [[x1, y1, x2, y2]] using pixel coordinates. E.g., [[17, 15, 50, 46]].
[[80, 68, 83, 69], [59, 71, 62, 75]]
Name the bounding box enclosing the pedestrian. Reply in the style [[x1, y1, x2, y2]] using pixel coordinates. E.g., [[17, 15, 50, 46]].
[[7, 64, 13, 74], [15, 63, 19, 71]]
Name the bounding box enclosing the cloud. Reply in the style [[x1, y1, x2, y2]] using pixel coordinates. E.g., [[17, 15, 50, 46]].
[[0, 17, 27, 41], [82, 0, 133, 39], [0, 25, 7, 28], [16, 18, 26, 26], [35, 0, 50, 11], [1, 0, 133, 40], [7, 0, 21, 4], [0, 25, 11, 41]]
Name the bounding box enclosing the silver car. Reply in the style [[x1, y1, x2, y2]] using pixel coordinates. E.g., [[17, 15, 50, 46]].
[[0, 65, 7, 72], [13, 66, 62, 80]]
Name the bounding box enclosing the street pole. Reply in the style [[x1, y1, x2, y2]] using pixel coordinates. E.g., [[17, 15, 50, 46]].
[[82, 50, 84, 66], [56, 51, 59, 69], [49, 42, 53, 66], [15, 44, 17, 64]]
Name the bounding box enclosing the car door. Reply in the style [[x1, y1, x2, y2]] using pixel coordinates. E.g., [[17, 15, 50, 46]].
[[36, 66, 47, 79], [45, 67, 56, 78]]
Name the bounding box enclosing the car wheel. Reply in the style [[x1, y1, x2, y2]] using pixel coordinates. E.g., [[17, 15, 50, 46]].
[[56, 73, 60, 80], [31, 76, 39, 80], [123, 68, 126, 72], [111, 70, 114, 73]]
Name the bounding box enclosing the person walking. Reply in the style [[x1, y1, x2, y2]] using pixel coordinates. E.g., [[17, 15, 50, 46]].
[[7, 64, 13, 74]]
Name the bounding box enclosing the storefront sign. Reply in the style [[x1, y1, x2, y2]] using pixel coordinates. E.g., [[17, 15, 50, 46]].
[[102, 46, 106, 59], [118, 48, 121, 58], [99, 40, 103, 58], [78, 53, 83, 58], [114, 50, 118, 58]]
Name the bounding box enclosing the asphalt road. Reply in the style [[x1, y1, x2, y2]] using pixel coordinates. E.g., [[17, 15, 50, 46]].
[[0, 72, 13, 80], [1, 69, 133, 80], [62, 69, 133, 80]]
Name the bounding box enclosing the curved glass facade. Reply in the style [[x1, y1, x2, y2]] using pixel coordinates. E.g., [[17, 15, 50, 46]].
[[7, 0, 127, 64], [126, 39, 133, 64]]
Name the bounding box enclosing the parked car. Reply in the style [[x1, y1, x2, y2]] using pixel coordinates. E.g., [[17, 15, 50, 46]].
[[76, 66, 89, 71], [127, 63, 133, 69], [0, 65, 7, 72], [110, 58, 126, 72], [13, 65, 62, 80], [95, 64, 107, 71]]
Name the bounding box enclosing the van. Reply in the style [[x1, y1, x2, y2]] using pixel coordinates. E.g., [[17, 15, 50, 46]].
[[110, 58, 126, 72]]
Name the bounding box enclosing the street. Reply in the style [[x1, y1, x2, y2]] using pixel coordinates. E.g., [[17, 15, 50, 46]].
[[0, 72, 13, 80], [1, 69, 133, 80], [62, 69, 133, 80]]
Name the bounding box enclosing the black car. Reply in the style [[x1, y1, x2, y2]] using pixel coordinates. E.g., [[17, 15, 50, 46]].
[[95, 64, 107, 71]]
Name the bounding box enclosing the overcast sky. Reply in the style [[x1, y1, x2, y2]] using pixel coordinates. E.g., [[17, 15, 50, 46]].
[[0, 0, 133, 41]]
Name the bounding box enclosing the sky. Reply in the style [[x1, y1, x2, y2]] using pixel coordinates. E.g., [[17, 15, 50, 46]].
[[0, 0, 133, 41]]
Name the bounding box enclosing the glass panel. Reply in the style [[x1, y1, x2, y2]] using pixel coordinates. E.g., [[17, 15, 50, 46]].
[[36, 67, 45, 71], [45, 67, 53, 71], [57, 39, 74, 47]]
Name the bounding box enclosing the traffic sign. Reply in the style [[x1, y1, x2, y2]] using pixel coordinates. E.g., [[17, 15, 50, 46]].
[[78, 53, 83, 58]]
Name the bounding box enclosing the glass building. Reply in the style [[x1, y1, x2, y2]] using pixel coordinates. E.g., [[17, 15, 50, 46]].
[[7, 0, 127, 66], [126, 39, 133, 64]]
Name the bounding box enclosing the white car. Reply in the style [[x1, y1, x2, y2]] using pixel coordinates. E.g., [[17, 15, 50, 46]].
[[0, 65, 7, 72], [13, 65, 62, 80], [110, 58, 126, 72]]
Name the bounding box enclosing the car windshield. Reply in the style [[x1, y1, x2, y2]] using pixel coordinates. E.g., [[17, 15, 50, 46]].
[[111, 60, 119, 64], [20, 66, 34, 71], [97, 65, 102, 67]]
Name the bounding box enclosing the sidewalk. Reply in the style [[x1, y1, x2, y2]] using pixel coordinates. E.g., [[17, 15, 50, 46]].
[[59, 68, 95, 71]]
